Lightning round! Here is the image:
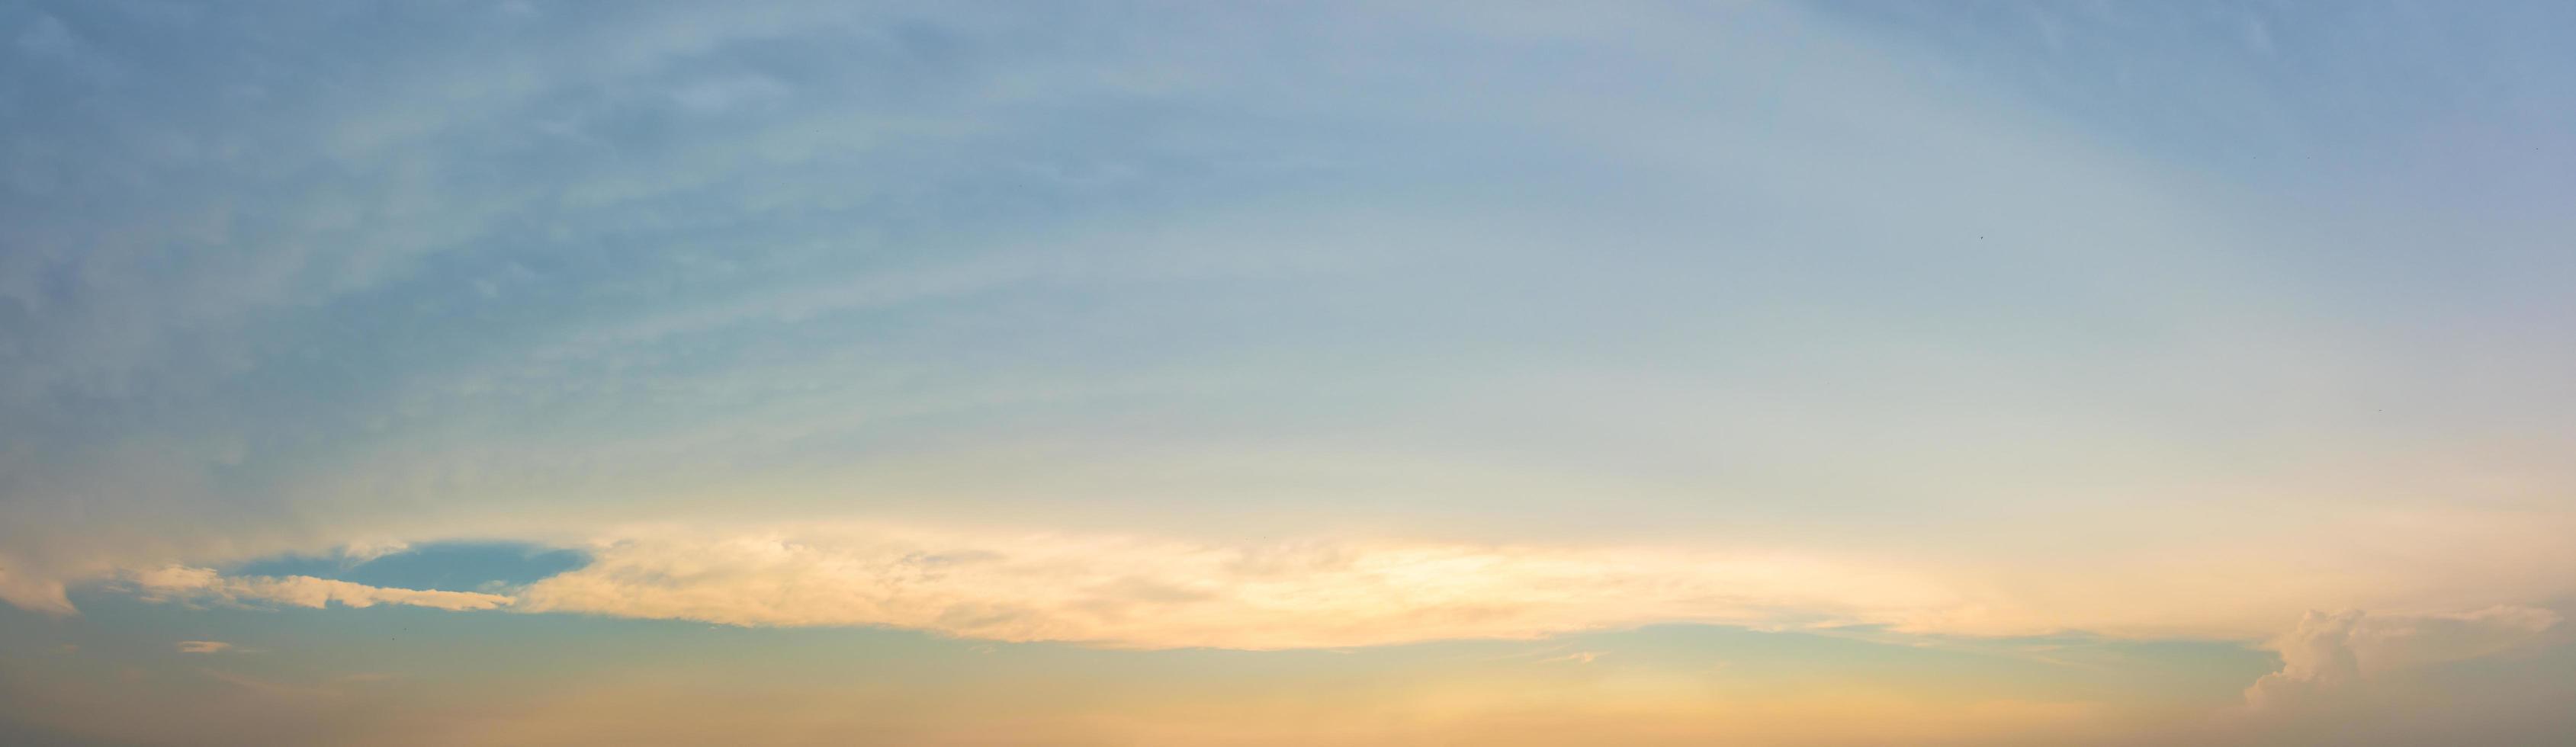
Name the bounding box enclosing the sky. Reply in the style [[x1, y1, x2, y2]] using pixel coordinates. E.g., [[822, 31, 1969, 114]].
[[2, 1, 2572, 745]]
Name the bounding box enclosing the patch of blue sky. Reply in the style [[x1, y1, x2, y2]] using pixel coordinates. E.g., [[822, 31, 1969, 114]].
[[227, 541, 589, 593]]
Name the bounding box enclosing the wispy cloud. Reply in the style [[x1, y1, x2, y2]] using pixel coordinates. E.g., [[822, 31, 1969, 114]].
[[86, 510, 2576, 655], [338, 540, 413, 566], [130, 566, 509, 612], [506, 524, 1957, 649], [177, 640, 234, 654], [1538, 651, 1603, 665]]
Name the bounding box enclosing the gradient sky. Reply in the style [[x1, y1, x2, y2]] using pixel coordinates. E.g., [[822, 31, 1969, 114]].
[[4, 2, 2573, 745]]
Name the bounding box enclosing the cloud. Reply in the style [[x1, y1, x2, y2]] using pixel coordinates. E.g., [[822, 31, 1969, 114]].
[[4, 1, 2571, 650], [2, 2, 2573, 744], [177, 640, 233, 654], [507, 524, 1961, 649], [2244, 606, 2562, 710], [0, 559, 76, 616], [337, 540, 413, 565], [82, 515, 2576, 658], [129, 566, 509, 612]]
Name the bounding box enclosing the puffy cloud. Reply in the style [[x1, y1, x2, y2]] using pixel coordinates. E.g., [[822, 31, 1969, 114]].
[[177, 640, 234, 654], [512, 525, 1962, 649], [2244, 606, 2562, 710], [129, 566, 509, 612]]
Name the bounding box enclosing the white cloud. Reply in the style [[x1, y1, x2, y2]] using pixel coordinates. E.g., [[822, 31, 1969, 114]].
[[129, 566, 509, 613], [177, 640, 233, 654]]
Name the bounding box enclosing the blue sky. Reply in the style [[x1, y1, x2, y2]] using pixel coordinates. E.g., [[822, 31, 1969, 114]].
[[3, 2, 2573, 745]]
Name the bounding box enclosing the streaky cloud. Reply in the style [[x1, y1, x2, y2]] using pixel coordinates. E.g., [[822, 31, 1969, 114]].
[[508, 524, 1959, 649], [127, 565, 509, 612]]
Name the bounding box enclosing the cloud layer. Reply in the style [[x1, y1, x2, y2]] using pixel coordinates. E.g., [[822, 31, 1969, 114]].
[[508, 526, 1958, 649], [128, 565, 509, 613]]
